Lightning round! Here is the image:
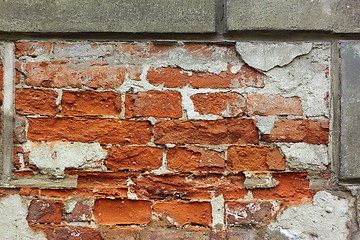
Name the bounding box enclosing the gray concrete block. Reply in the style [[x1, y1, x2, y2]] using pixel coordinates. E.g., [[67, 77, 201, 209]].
[[227, 0, 360, 33], [0, 0, 215, 33], [339, 41, 360, 179]]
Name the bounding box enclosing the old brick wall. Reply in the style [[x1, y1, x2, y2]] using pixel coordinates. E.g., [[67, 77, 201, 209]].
[[0, 1, 360, 240]]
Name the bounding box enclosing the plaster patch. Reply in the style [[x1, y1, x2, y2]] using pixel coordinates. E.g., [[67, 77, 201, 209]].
[[235, 42, 313, 72], [256, 116, 276, 134], [278, 143, 329, 171], [26, 141, 107, 178], [267, 191, 353, 240], [211, 194, 225, 230], [244, 172, 279, 189], [0, 195, 46, 240]]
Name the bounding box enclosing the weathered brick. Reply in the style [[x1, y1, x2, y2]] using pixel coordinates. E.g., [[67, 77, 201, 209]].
[[116, 42, 173, 58], [154, 119, 258, 145], [25, 61, 125, 89], [167, 146, 225, 172], [99, 226, 140, 240], [0, 63, 3, 88], [63, 198, 93, 222], [262, 119, 329, 144], [227, 146, 286, 172], [140, 228, 211, 240], [28, 117, 152, 144], [251, 173, 313, 202], [31, 225, 102, 240], [15, 88, 58, 116], [191, 92, 246, 117], [19, 188, 40, 197], [53, 42, 113, 58], [131, 173, 247, 200], [27, 199, 62, 224], [75, 172, 129, 198], [225, 201, 277, 225], [147, 65, 264, 89], [247, 94, 303, 116], [13, 146, 33, 170], [154, 201, 212, 226], [15, 41, 52, 57], [61, 90, 121, 116], [93, 199, 152, 225], [125, 91, 182, 118], [15, 61, 22, 85], [105, 146, 163, 171], [14, 115, 27, 143]]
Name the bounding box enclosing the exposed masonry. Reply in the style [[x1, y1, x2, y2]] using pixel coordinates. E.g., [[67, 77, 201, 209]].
[[0, 40, 357, 240]]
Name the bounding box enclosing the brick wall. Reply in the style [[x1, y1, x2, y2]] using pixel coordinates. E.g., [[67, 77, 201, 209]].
[[0, 40, 346, 239]]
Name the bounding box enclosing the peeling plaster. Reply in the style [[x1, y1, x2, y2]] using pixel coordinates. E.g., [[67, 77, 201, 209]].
[[235, 42, 313, 72], [0, 195, 46, 240], [266, 191, 354, 240], [25, 141, 107, 178]]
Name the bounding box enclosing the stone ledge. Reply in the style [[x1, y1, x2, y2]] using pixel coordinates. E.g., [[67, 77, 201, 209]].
[[227, 0, 360, 33], [0, 0, 216, 33]]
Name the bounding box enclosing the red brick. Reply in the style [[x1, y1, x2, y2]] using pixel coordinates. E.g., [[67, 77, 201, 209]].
[[125, 91, 182, 118], [182, 43, 236, 60], [75, 172, 129, 198], [31, 225, 102, 240], [64, 198, 93, 222], [25, 61, 125, 89], [167, 146, 225, 172], [116, 42, 173, 58], [191, 92, 245, 117], [247, 94, 303, 116], [61, 90, 121, 116], [147, 65, 264, 89], [105, 146, 163, 171], [19, 188, 40, 197], [154, 201, 212, 226], [131, 173, 247, 200], [252, 173, 313, 203], [13, 146, 35, 170], [93, 199, 152, 225], [15, 41, 52, 57], [154, 119, 258, 145], [28, 117, 152, 144], [15, 88, 58, 116], [99, 226, 140, 240], [225, 201, 277, 225], [27, 199, 62, 224], [227, 146, 286, 172], [139, 228, 211, 240], [15, 61, 22, 85], [262, 119, 329, 144], [14, 115, 27, 144]]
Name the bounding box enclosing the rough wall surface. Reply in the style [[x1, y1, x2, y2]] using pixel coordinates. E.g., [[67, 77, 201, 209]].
[[0, 2, 359, 240]]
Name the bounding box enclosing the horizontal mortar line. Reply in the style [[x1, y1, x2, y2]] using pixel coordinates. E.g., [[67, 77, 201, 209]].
[[0, 32, 360, 42]]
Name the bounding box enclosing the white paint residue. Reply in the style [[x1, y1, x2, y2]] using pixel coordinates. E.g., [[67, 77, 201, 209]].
[[211, 195, 225, 230]]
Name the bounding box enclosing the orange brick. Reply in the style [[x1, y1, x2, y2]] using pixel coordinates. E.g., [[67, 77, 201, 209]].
[[262, 119, 329, 144], [25, 61, 125, 89], [105, 146, 163, 171], [116, 42, 173, 58], [154, 119, 258, 145], [27, 117, 152, 144], [154, 201, 212, 226], [125, 91, 182, 118], [167, 146, 225, 172], [93, 199, 152, 225], [227, 146, 286, 172], [252, 173, 313, 203], [27, 199, 62, 224], [15, 88, 58, 116], [61, 90, 121, 116], [191, 92, 245, 117], [131, 173, 247, 200], [15, 41, 52, 57], [247, 94, 303, 116], [147, 65, 264, 89]]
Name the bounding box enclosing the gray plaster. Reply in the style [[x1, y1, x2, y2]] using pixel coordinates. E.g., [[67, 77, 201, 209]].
[[339, 41, 360, 179], [0, 0, 215, 33]]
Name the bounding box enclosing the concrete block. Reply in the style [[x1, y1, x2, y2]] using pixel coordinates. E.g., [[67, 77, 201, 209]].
[[0, 0, 216, 33], [339, 41, 360, 179]]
